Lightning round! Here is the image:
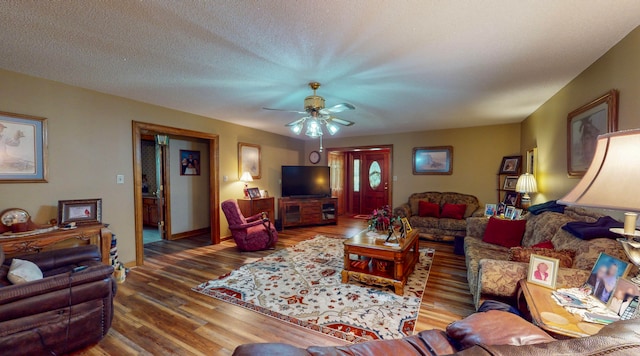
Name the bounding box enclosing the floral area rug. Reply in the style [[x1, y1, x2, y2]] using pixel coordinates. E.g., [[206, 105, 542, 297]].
[[192, 235, 434, 343]]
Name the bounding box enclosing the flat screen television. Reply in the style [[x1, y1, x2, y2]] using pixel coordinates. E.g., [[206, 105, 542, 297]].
[[281, 166, 331, 198]]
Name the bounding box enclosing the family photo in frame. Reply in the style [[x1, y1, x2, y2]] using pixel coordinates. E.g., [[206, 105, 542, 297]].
[[584, 252, 630, 304], [527, 254, 559, 289]]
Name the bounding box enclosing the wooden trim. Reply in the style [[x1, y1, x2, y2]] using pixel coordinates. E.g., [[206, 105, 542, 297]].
[[169, 227, 211, 240], [132, 121, 220, 266]]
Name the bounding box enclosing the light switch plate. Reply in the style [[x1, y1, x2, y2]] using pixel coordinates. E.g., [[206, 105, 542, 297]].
[[116, 175, 124, 184]]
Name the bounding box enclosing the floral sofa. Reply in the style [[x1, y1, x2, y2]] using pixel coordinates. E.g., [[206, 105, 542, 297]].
[[464, 206, 635, 309], [394, 192, 482, 242]]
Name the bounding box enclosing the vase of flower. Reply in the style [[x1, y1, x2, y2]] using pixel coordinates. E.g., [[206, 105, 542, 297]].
[[368, 205, 398, 233]]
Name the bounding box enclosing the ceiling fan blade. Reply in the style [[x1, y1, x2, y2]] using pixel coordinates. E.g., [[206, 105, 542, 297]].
[[285, 117, 307, 127], [263, 107, 307, 115], [319, 103, 355, 115], [328, 117, 354, 126]]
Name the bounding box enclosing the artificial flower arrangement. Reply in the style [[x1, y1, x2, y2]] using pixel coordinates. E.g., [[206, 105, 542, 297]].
[[368, 205, 400, 232]]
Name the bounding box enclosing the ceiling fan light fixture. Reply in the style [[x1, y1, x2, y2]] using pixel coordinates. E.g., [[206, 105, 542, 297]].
[[305, 119, 323, 137], [290, 121, 304, 135], [326, 122, 340, 135]]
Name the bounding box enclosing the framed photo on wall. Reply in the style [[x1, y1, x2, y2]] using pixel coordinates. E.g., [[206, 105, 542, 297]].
[[503, 176, 519, 190], [58, 199, 102, 226], [412, 146, 453, 175], [180, 150, 201, 176], [0, 111, 48, 183], [238, 142, 261, 179], [499, 155, 522, 174], [567, 90, 618, 177], [527, 254, 559, 289]]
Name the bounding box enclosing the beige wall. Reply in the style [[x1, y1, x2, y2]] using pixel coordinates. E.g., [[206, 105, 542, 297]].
[[0, 69, 304, 265], [311, 123, 521, 208], [169, 139, 210, 234], [521, 26, 640, 204]]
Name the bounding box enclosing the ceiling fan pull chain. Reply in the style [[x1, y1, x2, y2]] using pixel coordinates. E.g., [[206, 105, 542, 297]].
[[319, 135, 323, 152]]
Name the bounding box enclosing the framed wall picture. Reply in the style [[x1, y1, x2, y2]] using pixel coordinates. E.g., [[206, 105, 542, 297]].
[[180, 150, 201, 176], [58, 199, 102, 226], [503, 176, 519, 190], [526, 147, 537, 175], [499, 155, 522, 174], [527, 254, 559, 289], [584, 252, 630, 304], [238, 142, 261, 179], [0, 111, 48, 182], [567, 90, 618, 177], [412, 146, 453, 175]]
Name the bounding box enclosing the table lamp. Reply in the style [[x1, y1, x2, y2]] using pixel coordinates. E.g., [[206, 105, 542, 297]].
[[558, 129, 640, 284], [240, 171, 253, 197], [516, 173, 538, 210]]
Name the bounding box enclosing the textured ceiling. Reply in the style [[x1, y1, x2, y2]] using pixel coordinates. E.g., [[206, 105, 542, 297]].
[[0, 1, 639, 138]]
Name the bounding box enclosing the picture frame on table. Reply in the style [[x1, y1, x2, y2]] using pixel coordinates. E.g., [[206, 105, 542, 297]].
[[503, 191, 519, 206], [238, 142, 261, 179], [484, 204, 497, 217], [0, 111, 48, 183], [584, 252, 630, 304], [412, 146, 453, 175], [607, 278, 640, 316], [499, 155, 522, 175], [567, 90, 618, 177], [400, 217, 412, 232], [513, 208, 523, 220], [247, 187, 261, 199], [58, 199, 102, 226], [503, 176, 519, 190], [527, 254, 559, 289], [504, 206, 516, 220], [496, 203, 507, 216]]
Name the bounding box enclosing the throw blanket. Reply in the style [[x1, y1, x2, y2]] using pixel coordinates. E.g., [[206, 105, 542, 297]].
[[528, 200, 566, 215], [562, 216, 623, 240]]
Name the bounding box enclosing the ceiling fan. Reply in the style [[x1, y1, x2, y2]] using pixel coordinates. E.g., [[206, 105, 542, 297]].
[[263, 82, 355, 151]]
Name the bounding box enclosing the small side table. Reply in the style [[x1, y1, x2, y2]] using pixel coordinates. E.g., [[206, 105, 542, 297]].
[[516, 279, 603, 338]]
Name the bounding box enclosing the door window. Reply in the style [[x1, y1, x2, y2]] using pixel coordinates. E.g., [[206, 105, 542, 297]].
[[369, 161, 381, 189], [353, 159, 360, 192]]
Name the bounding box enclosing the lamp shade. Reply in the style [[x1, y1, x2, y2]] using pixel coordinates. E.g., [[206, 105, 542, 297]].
[[515, 173, 537, 194], [558, 129, 640, 212], [239, 171, 253, 182]]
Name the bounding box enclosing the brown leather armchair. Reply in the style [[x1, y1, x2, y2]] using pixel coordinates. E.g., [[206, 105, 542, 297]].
[[233, 310, 640, 356], [0, 245, 116, 355]]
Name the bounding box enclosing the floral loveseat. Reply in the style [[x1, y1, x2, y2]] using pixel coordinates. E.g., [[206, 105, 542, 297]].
[[394, 192, 482, 242], [464, 206, 635, 309]]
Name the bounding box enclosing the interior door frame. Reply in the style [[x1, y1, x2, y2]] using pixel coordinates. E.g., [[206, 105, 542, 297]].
[[326, 145, 393, 215], [132, 121, 220, 266]]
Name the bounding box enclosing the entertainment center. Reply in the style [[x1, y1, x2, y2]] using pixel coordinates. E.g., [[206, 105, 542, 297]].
[[278, 197, 338, 229]]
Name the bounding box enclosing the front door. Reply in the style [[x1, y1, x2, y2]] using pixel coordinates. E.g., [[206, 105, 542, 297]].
[[361, 151, 390, 213]]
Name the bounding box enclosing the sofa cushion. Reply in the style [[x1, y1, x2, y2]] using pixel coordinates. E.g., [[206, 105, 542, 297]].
[[410, 216, 439, 229], [441, 192, 479, 218], [521, 212, 575, 247], [446, 310, 554, 349], [8, 258, 43, 284], [482, 218, 526, 248], [439, 218, 468, 231], [419, 200, 440, 217], [409, 192, 442, 215], [508, 247, 575, 268], [441, 203, 466, 220], [532, 240, 554, 249]]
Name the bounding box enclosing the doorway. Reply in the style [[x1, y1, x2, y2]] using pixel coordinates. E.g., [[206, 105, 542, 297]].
[[132, 121, 220, 266], [327, 146, 392, 215], [140, 135, 168, 245]]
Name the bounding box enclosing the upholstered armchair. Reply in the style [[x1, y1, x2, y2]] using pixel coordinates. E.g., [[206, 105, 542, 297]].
[[221, 199, 278, 251]]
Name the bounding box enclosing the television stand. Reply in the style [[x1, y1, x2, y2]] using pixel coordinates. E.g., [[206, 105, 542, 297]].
[[278, 197, 338, 230]]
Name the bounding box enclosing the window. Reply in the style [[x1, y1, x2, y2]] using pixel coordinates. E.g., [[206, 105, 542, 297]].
[[369, 161, 381, 189], [353, 159, 360, 192]]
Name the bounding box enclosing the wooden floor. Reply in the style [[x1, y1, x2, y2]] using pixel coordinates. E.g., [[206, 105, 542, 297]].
[[76, 218, 475, 355]]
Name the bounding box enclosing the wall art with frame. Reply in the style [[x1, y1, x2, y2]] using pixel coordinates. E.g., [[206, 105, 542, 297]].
[[238, 142, 261, 179], [58, 199, 102, 226], [180, 149, 201, 176], [0, 111, 48, 182], [412, 146, 453, 175], [567, 90, 618, 177], [499, 155, 521, 175]]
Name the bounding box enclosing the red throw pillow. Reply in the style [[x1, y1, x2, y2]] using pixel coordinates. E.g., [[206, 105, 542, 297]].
[[418, 200, 440, 218], [531, 240, 554, 249], [441, 203, 467, 220], [482, 217, 526, 248]]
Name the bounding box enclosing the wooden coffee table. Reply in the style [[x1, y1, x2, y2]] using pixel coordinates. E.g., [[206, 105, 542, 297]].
[[341, 229, 419, 295], [517, 279, 604, 338]]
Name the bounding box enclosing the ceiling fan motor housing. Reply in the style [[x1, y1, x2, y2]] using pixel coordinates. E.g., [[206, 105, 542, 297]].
[[304, 95, 325, 112]]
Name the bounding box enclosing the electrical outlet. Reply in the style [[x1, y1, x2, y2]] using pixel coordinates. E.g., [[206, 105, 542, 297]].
[[116, 175, 124, 184]]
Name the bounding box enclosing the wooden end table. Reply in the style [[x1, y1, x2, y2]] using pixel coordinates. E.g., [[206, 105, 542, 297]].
[[341, 229, 419, 295], [517, 279, 604, 338]]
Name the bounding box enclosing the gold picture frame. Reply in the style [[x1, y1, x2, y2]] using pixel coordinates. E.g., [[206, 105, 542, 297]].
[[527, 254, 559, 289], [238, 142, 261, 179]]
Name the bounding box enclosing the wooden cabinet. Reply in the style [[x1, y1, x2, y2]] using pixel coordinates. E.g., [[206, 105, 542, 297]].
[[0, 224, 112, 264], [237, 197, 275, 223], [143, 197, 159, 226], [279, 197, 338, 229]]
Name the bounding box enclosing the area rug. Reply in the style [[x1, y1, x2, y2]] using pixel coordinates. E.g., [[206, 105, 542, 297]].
[[193, 235, 433, 343], [352, 214, 371, 220]]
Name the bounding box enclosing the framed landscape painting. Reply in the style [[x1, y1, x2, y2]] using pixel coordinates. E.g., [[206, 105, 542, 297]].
[[0, 111, 48, 182], [567, 90, 618, 177], [412, 146, 453, 175], [238, 142, 261, 179]]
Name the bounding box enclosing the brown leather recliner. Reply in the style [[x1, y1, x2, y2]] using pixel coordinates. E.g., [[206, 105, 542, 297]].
[[0, 245, 116, 355], [233, 310, 640, 356]]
